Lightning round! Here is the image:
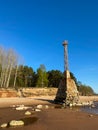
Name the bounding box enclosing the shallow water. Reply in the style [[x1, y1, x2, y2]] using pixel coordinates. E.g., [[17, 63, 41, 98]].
[[81, 101, 98, 114], [54, 102, 98, 115]]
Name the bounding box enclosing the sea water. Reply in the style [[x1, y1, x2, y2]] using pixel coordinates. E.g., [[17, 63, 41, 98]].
[[81, 101, 98, 114]]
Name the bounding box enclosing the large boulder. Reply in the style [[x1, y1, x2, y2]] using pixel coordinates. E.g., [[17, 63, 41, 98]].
[[9, 120, 24, 127]]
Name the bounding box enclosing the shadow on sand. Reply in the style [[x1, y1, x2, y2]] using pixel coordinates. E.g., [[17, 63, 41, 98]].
[[33, 98, 55, 104]]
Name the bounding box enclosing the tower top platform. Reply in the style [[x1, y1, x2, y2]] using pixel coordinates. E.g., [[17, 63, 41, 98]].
[[62, 40, 68, 46]]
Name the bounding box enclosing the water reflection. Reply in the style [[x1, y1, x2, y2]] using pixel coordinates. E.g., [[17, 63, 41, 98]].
[[81, 101, 98, 114]]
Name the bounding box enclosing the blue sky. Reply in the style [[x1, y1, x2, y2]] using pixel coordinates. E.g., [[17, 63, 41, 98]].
[[0, 0, 98, 92]]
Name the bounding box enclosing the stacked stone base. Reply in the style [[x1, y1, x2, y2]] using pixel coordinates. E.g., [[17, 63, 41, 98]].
[[54, 79, 66, 103], [65, 78, 79, 105], [54, 71, 79, 105]]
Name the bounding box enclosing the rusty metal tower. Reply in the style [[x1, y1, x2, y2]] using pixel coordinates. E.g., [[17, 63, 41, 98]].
[[62, 40, 69, 71]]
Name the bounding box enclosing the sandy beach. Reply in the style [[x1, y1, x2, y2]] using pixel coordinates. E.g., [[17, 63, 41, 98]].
[[0, 96, 98, 130], [0, 95, 98, 107]]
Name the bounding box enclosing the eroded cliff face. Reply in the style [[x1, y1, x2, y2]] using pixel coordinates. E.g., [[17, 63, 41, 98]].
[[0, 88, 57, 98], [0, 89, 17, 97]]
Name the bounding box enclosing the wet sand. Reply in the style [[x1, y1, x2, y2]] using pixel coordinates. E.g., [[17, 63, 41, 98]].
[[0, 96, 98, 130], [0, 106, 98, 130]]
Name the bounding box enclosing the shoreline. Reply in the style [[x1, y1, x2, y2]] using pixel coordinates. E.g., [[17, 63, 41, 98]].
[[0, 96, 98, 108], [0, 96, 98, 130], [0, 102, 98, 130]]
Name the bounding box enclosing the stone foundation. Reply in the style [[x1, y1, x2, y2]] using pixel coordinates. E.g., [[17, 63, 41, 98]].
[[54, 70, 79, 105], [54, 79, 66, 103]]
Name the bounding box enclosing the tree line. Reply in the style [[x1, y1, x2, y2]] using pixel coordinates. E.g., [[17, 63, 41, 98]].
[[0, 46, 95, 95]]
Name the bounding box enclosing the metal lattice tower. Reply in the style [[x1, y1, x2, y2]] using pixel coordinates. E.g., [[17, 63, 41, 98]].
[[62, 40, 69, 71]]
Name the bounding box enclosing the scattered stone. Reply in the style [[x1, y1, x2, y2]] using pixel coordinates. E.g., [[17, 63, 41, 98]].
[[12, 105, 16, 108], [17, 104, 24, 107], [25, 111, 32, 115], [16, 106, 25, 110], [89, 101, 93, 105], [36, 105, 43, 109], [32, 108, 35, 111], [1, 123, 8, 128], [91, 104, 95, 108], [16, 105, 31, 110], [89, 114, 93, 117], [69, 103, 73, 107], [9, 120, 24, 127], [67, 101, 94, 107], [76, 103, 82, 106], [35, 109, 41, 112], [81, 101, 94, 106], [45, 105, 49, 109], [72, 103, 76, 106]]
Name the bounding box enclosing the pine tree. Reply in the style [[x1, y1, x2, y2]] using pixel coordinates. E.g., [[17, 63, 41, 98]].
[[36, 64, 48, 87]]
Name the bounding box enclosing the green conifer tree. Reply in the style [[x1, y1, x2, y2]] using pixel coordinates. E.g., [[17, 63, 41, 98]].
[[36, 64, 48, 87]]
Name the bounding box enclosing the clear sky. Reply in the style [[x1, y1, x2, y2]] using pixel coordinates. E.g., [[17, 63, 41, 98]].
[[0, 0, 98, 92]]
